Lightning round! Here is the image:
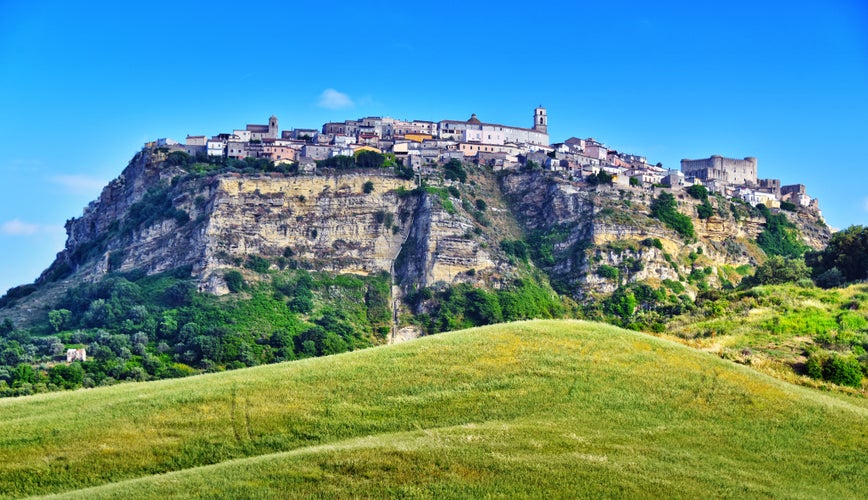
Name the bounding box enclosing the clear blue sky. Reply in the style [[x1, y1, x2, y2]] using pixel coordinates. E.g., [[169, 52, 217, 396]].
[[1, 0, 866, 295]]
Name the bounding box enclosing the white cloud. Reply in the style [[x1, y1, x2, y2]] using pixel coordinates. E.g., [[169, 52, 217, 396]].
[[1, 219, 39, 236], [317, 88, 354, 110], [0, 219, 64, 237], [49, 174, 106, 195]]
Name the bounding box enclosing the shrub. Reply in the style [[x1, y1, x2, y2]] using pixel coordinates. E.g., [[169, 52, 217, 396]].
[[475, 199, 487, 211], [823, 354, 863, 387], [597, 265, 619, 281], [363, 181, 374, 194], [744, 256, 810, 286], [650, 192, 694, 239], [444, 159, 467, 183], [224, 270, 244, 293]]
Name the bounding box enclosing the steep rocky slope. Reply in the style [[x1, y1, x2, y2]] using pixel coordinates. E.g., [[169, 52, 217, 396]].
[[6, 150, 831, 324]]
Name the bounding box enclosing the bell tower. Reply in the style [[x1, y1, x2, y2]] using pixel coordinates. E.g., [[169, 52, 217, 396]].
[[268, 115, 278, 139], [533, 106, 547, 134]]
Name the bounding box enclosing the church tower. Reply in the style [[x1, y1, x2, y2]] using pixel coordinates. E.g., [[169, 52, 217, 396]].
[[533, 106, 547, 134], [268, 115, 278, 139]]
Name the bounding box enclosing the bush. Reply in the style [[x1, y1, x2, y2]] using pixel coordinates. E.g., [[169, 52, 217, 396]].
[[363, 181, 374, 194], [806, 225, 868, 283], [224, 270, 244, 293], [597, 265, 619, 281], [686, 185, 708, 200], [815, 267, 846, 289], [745, 256, 810, 286], [444, 159, 467, 183], [823, 354, 863, 387], [650, 192, 694, 239], [475, 199, 487, 211]]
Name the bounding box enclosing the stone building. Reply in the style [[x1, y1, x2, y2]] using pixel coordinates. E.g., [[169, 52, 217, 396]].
[[680, 155, 757, 186]]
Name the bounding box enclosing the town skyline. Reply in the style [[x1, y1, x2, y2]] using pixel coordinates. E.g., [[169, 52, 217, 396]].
[[1, 0, 866, 294]]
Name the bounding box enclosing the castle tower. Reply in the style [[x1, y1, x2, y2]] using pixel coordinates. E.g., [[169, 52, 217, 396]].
[[533, 106, 547, 134], [268, 115, 278, 139]]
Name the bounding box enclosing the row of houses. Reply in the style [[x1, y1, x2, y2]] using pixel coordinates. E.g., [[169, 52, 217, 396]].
[[150, 108, 818, 213]]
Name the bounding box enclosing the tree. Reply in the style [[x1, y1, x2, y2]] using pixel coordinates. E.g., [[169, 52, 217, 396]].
[[224, 270, 244, 293], [650, 192, 694, 239], [363, 180, 374, 194], [745, 256, 810, 286], [444, 159, 467, 183], [806, 225, 868, 283], [355, 150, 385, 169], [756, 211, 806, 258], [48, 309, 72, 332]]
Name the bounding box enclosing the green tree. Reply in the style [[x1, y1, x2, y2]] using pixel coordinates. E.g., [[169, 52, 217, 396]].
[[444, 159, 467, 183], [363, 180, 374, 194], [48, 309, 72, 332], [745, 256, 810, 286], [224, 270, 244, 293], [650, 192, 694, 239], [806, 225, 868, 283]]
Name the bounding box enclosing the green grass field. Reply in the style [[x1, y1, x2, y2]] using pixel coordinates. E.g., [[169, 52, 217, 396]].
[[2, 320, 866, 498]]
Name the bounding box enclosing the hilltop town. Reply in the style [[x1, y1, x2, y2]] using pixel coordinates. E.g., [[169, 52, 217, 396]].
[[151, 107, 822, 215]]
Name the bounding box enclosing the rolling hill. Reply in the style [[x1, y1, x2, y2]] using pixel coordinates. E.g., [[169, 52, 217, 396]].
[[1, 320, 866, 498]]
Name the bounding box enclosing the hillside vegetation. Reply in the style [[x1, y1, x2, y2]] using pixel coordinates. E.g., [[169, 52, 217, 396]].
[[667, 283, 868, 391], [1, 320, 865, 498]]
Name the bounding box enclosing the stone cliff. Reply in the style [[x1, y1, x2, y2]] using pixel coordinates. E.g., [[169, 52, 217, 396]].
[[34, 152, 830, 310]]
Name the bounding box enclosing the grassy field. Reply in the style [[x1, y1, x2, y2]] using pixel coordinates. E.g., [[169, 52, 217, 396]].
[[1, 320, 866, 498], [667, 283, 868, 392]]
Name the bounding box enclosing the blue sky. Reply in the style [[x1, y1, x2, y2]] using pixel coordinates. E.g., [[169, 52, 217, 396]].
[[1, 1, 866, 295]]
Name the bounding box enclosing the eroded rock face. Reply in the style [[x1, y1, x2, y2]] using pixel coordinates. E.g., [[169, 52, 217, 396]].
[[43, 151, 495, 295], [499, 171, 830, 296], [41, 153, 831, 302]]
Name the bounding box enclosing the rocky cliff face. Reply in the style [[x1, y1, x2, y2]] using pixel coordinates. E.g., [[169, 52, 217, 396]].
[[37, 152, 831, 306], [41, 151, 496, 298], [499, 171, 829, 297]]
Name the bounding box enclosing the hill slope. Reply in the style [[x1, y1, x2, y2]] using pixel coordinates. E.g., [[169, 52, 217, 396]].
[[1, 320, 865, 498]]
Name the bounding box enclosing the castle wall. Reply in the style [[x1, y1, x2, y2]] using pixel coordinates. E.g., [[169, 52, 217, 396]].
[[680, 155, 757, 185]]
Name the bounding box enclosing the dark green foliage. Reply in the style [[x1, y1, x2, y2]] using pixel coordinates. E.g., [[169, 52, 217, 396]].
[[597, 265, 619, 281], [166, 151, 193, 166], [500, 240, 529, 261], [444, 159, 467, 183], [696, 201, 714, 220], [641, 238, 664, 250], [355, 151, 385, 169], [224, 270, 244, 293], [744, 256, 810, 287], [686, 185, 708, 200], [586, 170, 613, 186], [0, 284, 38, 308], [394, 162, 415, 180], [527, 223, 574, 268], [629, 177, 640, 187], [245, 255, 271, 274], [780, 201, 797, 212], [475, 199, 487, 211], [316, 155, 355, 170], [806, 352, 863, 387], [122, 185, 190, 240], [409, 280, 563, 334], [650, 192, 694, 239], [814, 268, 846, 289], [363, 181, 374, 194], [756, 209, 806, 258], [806, 225, 868, 284]]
